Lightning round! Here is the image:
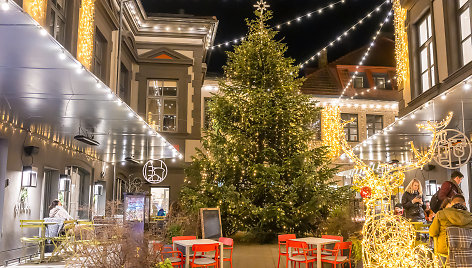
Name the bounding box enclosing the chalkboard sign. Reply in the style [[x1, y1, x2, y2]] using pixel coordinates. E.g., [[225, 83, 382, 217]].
[[200, 208, 222, 239]]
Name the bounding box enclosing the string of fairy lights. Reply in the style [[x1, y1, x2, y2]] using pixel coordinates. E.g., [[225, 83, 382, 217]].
[[336, 9, 393, 101], [299, 0, 391, 69], [210, 0, 348, 49]]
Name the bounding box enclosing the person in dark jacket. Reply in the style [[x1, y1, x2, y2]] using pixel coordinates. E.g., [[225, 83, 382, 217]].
[[437, 171, 464, 203], [402, 179, 426, 222]]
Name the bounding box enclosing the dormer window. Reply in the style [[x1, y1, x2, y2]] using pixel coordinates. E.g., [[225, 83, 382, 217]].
[[353, 76, 364, 88]]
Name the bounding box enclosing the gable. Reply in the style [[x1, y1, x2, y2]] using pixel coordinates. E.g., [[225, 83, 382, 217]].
[[139, 47, 193, 65]]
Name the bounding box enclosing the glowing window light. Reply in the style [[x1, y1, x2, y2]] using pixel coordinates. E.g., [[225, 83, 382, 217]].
[[23, 0, 47, 26], [77, 0, 96, 70]]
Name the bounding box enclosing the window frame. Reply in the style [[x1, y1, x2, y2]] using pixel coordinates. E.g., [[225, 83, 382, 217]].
[[366, 114, 383, 138], [341, 113, 359, 142], [119, 63, 130, 105], [146, 79, 179, 133], [417, 13, 436, 92], [458, 0, 472, 65], [48, 0, 66, 45], [93, 28, 107, 82]]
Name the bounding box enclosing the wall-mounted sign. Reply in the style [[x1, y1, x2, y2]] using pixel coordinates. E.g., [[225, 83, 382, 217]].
[[143, 159, 168, 184], [434, 129, 472, 169]]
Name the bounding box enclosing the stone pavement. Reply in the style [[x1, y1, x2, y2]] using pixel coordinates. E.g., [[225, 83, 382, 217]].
[[3, 243, 290, 268]]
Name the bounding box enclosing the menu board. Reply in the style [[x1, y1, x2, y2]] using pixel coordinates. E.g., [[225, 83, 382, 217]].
[[200, 208, 222, 239]]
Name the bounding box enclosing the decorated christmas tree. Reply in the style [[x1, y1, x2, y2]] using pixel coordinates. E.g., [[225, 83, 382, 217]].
[[181, 2, 351, 237]]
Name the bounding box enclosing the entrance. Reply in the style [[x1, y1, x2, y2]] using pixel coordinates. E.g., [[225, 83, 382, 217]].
[[61, 166, 92, 219], [150, 187, 170, 217], [41, 168, 59, 218]]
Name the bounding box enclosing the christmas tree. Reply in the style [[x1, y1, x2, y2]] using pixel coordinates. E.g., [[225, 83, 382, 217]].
[[181, 2, 351, 237]]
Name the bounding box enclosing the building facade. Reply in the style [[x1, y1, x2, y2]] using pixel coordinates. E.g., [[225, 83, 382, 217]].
[[0, 0, 217, 263], [300, 37, 400, 173]]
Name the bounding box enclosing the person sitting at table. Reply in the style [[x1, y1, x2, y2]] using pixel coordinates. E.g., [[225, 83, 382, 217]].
[[429, 195, 472, 255], [157, 208, 166, 216], [394, 203, 403, 216], [402, 179, 426, 222], [49, 199, 73, 220], [424, 201, 435, 222]]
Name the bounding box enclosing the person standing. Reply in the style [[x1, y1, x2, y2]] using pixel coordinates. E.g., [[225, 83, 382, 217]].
[[438, 171, 464, 202], [402, 179, 426, 222]]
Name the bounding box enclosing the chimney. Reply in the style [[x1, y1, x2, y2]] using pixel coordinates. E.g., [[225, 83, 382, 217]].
[[318, 49, 328, 68]]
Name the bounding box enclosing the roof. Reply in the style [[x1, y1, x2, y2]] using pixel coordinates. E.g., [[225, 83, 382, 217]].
[[301, 36, 398, 100]]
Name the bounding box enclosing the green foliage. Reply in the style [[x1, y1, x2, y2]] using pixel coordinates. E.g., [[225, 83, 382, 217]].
[[180, 9, 351, 237], [155, 259, 174, 268], [166, 223, 183, 242], [348, 234, 363, 263], [318, 199, 361, 239]]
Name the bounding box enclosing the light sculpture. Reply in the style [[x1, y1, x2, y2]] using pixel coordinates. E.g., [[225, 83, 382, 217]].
[[339, 112, 453, 267]]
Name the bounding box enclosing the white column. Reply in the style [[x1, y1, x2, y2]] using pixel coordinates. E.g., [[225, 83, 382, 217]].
[[460, 164, 470, 209]]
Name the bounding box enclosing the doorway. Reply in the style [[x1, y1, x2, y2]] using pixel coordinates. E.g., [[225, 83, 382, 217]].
[[41, 168, 59, 218], [150, 187, 170, 217]]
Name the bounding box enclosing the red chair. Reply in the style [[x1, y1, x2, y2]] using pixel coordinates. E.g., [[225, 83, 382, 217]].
[[153, 242, 184, 268], [219, 237, 234, 268], [190, 243, 219, 268], [162, 249, 184, 268], [278, 234, 296, 268], [286, 240, 317, 268], [321, 235, 344, 255], [321, 241, 352, 268]]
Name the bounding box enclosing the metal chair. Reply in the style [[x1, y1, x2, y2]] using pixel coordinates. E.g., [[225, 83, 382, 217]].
[[286, 240, 317, 268], [190, 243, 219, 268], [278, 234, 296, 268], [321, 241, 352, 268]]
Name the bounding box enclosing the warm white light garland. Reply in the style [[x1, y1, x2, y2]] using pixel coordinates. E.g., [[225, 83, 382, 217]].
[[210, 0, 348, 49], [300, 0, 391, 69], [336, 10, 392, 101]]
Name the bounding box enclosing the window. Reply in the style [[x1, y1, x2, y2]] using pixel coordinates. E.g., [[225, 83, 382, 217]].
[[425, 180, 438, 198], [147, 80, 178, 132], [459, 0, 472, 65], [349, 72, 368, 89], [366, 114, 383, 137], [374, 77, 386, 89], [150, 187, 170, 217], [93, 29, 107, 82], [418, 14, 435, 92], [48, 0, 66, 45], [353, 76, 364, 88], [119, 63, 130, 104], [341, 113, 358, 142]]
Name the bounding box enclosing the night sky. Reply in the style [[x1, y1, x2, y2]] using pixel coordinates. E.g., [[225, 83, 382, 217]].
[[141, 0, 394, 74]]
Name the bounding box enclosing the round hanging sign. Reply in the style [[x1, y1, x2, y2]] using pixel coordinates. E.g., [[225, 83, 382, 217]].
[[433, 129, 472, 169], [143, 159, 168, 184], [360, 186, 372, 199]]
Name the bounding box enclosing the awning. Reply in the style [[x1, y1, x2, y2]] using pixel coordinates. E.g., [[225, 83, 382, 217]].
[[0, 2, 181, 163], [348, 77, 472, 165]]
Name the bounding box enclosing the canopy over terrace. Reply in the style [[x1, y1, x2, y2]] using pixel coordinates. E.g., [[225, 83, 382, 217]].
[[343, 79, 472, 165], [0, 3, 181, 163]]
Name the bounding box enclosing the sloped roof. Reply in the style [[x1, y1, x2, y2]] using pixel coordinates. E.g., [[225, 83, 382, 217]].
[[301, 36, 396, 96]]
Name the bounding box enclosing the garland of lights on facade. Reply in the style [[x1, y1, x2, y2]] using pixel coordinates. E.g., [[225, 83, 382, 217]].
[[23, 0, 47, 25], [321, 105, 342, 159], [77, 0, 96, 70], [338, 113, 453, 268], [393, 0, 409, 87]]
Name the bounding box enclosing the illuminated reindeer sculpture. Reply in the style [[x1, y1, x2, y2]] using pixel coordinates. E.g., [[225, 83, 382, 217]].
[[339, 112, 453, 268]]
